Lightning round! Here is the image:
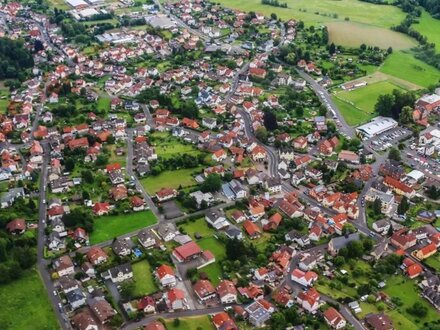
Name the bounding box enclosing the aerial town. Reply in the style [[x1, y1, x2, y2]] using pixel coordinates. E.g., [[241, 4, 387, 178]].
[[0, 0, 439, 329]]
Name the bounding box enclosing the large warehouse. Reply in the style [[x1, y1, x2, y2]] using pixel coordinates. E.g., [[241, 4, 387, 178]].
[[356, 116, 398, 139]]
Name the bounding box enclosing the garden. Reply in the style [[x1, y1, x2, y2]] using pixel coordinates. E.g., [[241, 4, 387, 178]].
[[131, 260, 158, 297]]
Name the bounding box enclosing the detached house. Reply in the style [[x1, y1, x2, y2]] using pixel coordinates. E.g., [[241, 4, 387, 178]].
[[156, 264, 177, 288], [291, 268, 318, 287]]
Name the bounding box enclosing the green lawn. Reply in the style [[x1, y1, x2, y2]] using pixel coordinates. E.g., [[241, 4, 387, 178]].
[[165, 316, 215, 330], [151, 133, 203, 159], [413, 11, 440, 52], [383, 275, 439, 325], [333, 80, 404, 126], [0, 86, 10, 115], [140, 167, 202, 194], [179, 218, 216, 239], [0, 268, 58, 330], [424, 254, 440, 273], [131, 260, 158, 297], [379, 51, 440, 88], [97, 96, 111, 112], [90, 211, 157, 244]]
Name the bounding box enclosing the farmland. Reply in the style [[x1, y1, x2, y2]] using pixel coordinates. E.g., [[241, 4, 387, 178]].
[[90, 210, 157, 244], [333, 80, 404, 126], [216, 0, 407, 47], [326, 22, 416, 50], [0, 269, 58, 330]]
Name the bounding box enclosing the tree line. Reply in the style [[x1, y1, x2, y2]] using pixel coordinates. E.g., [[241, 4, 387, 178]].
[[261, 0, 288, 8]]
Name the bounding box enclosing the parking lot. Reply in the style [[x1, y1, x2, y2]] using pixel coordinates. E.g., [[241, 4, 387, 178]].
[[367, 127, 412, 152]]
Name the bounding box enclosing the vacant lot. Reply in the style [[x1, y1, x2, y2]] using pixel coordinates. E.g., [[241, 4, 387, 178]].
[[140, 167, 202, 194], [413, 11, 440, 52], [0, 269, 58, 330], [90, 211, 157, 244], [333, 80, 404, 126], [165, 316, 215, 330], [380, 51, 440, 88], [151, 133, 203, 159], [327, 22, 416, 49], [132, 260, 158, 297], [180, 218, 215, 239]]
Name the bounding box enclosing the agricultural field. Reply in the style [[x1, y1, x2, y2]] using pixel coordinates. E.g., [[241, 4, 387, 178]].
[[217, 0, 406, 47], [413, 10, 440, 52], [326, 22, 416, 49], [165, 316, 215, 330], [0, 269, 58, 330], [140, 166, 203, 194], [131, 260, 158, 297], [379, 51, 440, 88], [90, 210, 157, 244], [333, 80, 404, 126]]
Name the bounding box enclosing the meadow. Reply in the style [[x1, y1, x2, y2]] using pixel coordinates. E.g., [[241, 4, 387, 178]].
[[140, 167, 203, 194], [413, 10, 440, 52], [0, 269, 58, 330], [165, 316, 215, 330], [90, 210, 157, 244], [379, 51, 440, 88]]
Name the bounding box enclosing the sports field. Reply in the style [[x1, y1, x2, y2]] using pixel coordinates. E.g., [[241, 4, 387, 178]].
[[333, 81, 404, 126], [379, 51, 440, 88]]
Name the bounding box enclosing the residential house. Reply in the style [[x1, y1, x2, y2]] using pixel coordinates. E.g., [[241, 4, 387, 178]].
[[156, 264, 176, 288], [291, 268, 318, 287]]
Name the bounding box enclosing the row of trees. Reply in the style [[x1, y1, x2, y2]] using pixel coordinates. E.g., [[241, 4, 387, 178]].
[[374, 89, 416, 119], [261, 0, 288, 8]]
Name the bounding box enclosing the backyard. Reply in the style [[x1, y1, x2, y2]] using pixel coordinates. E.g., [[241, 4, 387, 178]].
[[165, 316, 215, 330], [131, 260, 158, 297], [0, 268, 58, 330], [90, 210, 157, 244]]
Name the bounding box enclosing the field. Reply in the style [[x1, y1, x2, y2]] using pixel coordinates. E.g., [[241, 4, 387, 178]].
[[413, 11, 440, 52], [152, 135, 204, 160], [326, 22, 416, 49], [333, 80, 404, 126], [140, 167, 202, 194], [379, 51, 440, 88], [0, 268, 58, 330], [47, 0, 69, 10], [0, 85, 9, 114], [90, 210, 157, 244], [165, 316, 215, 330], [131, 260, 158, 297], [216, 0, 407, 47]]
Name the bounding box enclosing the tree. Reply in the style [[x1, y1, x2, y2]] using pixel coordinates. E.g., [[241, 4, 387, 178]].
[[373, 198, 382, 215], [375, 94, 394, 116], [407, 302, 428, 318], [201, 174, 222, 193], [397, 196, 409, 215], [173, 319, 181, 327], [270, 312, 287, 329], [388, 147, 401, 161], [342, 223, 356, 235], [328, 42, 336, 54], [346, 240, 365, 259], [28, 198, 36, 212], [399, 105, 413, 124], [120, 281, 135, 300], [426, 185, 440, 200], [255, 127, 268, 143], [64, 158, 75, 172], [334, 256, 345, 267], [263, 111, 278, 131]]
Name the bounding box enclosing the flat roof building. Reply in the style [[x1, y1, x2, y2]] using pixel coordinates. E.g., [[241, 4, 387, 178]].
[[356, 116, 397, 139]]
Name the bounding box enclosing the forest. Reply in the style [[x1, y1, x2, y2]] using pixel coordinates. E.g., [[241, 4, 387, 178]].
[[0, 38, 34, 80]]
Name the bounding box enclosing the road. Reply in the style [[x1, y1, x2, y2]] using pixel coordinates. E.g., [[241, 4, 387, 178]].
[[37, 143, 72, 329], [294, 69, 356, 139]]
